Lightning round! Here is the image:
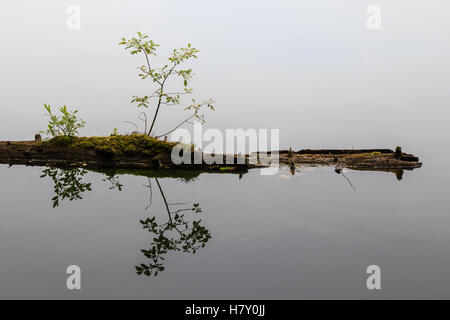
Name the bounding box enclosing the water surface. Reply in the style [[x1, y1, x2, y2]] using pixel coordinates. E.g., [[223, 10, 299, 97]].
[[1, 0, 450, 299], [0, 156, 448, 299]]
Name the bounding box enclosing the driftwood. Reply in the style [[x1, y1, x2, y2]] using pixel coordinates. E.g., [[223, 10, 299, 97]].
[[0, 139, 421, 179], [272, 147, 421, 180]]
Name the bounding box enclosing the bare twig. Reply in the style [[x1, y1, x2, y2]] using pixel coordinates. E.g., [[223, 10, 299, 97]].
[[341, 171, 356, 191], [143, 178, 153, 210], [122, 120, 139, 132], [138, 112, 148, 134], [155, 112, 197, 139]]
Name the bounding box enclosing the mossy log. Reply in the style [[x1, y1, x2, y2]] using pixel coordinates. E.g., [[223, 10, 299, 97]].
[[273, 148, 421, 170], [0, 136, 248, 172], [0, 136, 422, 175]]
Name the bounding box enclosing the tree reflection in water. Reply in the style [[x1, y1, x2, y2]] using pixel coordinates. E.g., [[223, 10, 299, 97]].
[[136, 178, 211, 277], [102, 173, 123, 191], [40, 167, 92, 208], [40, 167, 211, 277]]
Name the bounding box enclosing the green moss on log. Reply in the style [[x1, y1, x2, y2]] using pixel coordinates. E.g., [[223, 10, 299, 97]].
[[42, 135, 176, 157]]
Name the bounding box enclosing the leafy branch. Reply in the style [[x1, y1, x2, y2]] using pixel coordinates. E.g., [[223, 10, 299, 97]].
[[41, 104, 86, 137], [40, 167, 92, 208], [136, 178, 211, 276], [119, 33, 215, 137]]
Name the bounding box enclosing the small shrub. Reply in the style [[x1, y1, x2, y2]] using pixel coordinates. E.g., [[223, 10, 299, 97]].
[[41, 104, 86, 137]]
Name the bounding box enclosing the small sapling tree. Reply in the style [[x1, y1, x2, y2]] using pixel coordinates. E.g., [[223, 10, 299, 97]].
[[119, 32, 215, 137], [41, 104, 86, 137]]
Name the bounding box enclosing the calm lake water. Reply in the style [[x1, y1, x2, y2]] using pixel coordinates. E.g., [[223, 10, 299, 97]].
[[1, 0, 450, 299], [0, 141, 449, 299]]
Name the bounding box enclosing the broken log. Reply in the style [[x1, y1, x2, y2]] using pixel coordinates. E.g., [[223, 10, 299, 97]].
[[0, 137, 422, 178]]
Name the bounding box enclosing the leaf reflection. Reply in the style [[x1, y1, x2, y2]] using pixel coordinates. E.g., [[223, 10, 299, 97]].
[[40, 167, 92, 208], [136, 178, 211, 277], [39, 167, 212, 277]]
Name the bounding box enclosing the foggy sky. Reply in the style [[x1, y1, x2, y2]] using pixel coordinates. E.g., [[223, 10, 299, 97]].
[[1, 0, 449, 152]]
